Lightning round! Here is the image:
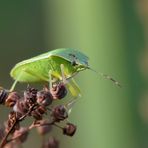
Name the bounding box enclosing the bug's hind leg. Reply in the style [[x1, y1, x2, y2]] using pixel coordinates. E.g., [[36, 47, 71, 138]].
[[10, 71, 24, 92], [60, 64, 81, 98], [10, 68, 49, 92]]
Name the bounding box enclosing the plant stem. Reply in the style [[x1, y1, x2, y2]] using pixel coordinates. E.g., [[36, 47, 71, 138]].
[[0, 105, 36, 148]]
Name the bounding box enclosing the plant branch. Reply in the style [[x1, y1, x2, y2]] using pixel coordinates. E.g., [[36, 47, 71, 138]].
[[0, 105, 36, 148]]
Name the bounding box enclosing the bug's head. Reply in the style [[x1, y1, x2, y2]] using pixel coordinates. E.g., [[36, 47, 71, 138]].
[[68, 52, 89, 72], [71, 60, 89, 72]]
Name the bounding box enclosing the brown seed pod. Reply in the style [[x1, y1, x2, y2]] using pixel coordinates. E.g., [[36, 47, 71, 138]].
[[13, 100, 30, 116], [5, 92, 20, 107], [31, 105, 47, 120], [24, 87, 38, 105], [0, 89, 9, 105], [63, 123, 77, 137], [51, 105, 68, 122], [50, 83, 67, 100], [37, 90, 53, 106]]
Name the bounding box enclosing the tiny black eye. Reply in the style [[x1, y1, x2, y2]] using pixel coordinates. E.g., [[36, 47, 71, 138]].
[[69, 53, 78, 66], [71, 60, 77, 66]]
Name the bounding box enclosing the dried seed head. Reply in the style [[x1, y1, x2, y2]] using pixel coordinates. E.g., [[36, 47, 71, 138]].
[[51, 105, 68, 122], [42, 137, 59, 148], [36, 120, 52, 135], [24, 87, 37, 104], [50, 83, 67, 100], [13, 127, 29, 143], [13, 100, 29, 116], [37, 90, 53, 106], [5, 92, 20, 107], [31, 106, 46, 120], [63, 123, 77, 137], [0, 89, 9, 104], [0, 84, 78, 147]]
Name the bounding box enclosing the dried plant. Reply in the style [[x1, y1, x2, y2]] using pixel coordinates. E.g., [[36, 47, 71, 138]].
[[0, 82, 77, 148]]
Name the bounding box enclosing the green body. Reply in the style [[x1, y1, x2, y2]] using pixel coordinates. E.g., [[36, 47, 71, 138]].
[[10, 48, 89, 83]]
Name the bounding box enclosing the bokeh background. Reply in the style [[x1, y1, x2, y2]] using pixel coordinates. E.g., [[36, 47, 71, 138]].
[[0, 0, 148, 148]]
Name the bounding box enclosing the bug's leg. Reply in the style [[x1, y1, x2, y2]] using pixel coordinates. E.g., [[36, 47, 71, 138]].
[[60, 64, 68, 84], [60, 64, 81, 97], [65, 97, 78, 113], [67, 78, 81, 97], [10, 71, 24, 92], [10, 79, 18, 92], [49, 70, 53, 89], [10, 68, 49, 92]]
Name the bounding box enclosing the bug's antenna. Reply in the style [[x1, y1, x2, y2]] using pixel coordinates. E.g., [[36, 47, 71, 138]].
[[88, 67, 121, 88]]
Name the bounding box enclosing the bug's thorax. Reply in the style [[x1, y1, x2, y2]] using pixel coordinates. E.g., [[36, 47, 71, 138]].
[[48, 56, 78, 80]]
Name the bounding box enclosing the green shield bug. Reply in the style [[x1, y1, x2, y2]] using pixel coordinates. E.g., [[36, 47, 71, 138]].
[[10, 48, 120, 97]]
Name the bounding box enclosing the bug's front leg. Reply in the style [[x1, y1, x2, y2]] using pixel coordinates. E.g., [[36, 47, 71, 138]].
[[60, 64, 68, 84], [60, 64, 81, 98]]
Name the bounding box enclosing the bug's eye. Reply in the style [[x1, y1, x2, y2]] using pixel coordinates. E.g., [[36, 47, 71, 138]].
[[68, 53, 78, 66], [71, 60, 78, 66]]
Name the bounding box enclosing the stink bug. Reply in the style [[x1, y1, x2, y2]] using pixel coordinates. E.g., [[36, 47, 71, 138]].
[[10, 48, 120, 97]]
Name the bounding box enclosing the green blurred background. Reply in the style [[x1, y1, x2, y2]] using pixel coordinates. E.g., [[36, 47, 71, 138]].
[[1, 0, 148, 148]]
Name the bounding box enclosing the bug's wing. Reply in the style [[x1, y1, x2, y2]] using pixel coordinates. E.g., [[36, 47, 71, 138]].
[[66, 78, 81, 98]]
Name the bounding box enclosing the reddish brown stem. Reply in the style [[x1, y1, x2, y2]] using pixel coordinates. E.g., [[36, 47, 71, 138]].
[[0, 105, 36, 148]]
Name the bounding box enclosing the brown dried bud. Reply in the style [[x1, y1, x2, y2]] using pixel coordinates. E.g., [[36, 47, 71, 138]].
[[42, 137, 59, 148], [36, 120, 52, 135], [0, 89, 9, 104], [37, 90, 53, 106], [31, 106, 46, 120], [51, 105, 68, 122], [63, 123, 77, 136], [50, 83, 67, 100], [5, 92, 20, 107], [24, 87, 37, 104], [13, 100, 29, 116], [13, 127, 29, 143]]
